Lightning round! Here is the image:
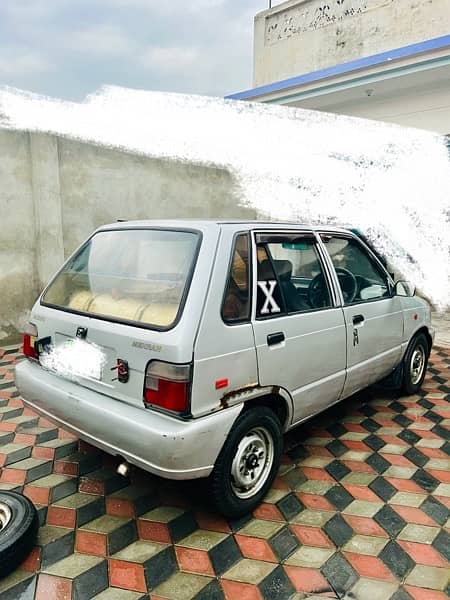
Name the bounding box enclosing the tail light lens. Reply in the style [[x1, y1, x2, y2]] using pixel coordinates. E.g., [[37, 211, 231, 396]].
[[23, 323, 38, 360], [144, 361, 191, 415]]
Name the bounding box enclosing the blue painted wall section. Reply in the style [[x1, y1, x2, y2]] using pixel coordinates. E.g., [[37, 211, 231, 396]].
[[226, 35, 450, 101]]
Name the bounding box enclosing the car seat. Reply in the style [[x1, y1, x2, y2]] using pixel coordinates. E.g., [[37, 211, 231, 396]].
[[259, 259, 307, 312]]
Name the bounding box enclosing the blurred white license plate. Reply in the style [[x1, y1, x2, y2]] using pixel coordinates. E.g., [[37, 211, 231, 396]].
[[41, 337, 105, 381]]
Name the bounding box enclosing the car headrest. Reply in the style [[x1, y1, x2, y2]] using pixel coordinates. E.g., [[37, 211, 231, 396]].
[[273, 260, 293, 281], [259, 259, 293, 281], [258, 260, 275, 280]]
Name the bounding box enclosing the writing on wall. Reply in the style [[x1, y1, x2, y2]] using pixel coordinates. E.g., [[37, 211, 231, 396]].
[[265, 0, 391, 44]]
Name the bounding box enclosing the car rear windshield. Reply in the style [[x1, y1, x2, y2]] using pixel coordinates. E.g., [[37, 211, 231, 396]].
[[42, 228, 200, 329]]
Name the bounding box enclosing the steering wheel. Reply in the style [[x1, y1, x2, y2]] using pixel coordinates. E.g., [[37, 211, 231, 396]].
[[308, 267, 358, 308], [335, 267, 358, 304]]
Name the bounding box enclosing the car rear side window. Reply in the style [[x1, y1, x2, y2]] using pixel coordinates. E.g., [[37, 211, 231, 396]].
[[256, 245, 286, 318], [222, 233, 251, 323], [42, 228, 200, 329]]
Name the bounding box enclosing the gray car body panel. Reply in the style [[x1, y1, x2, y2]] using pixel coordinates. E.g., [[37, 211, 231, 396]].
[[16, 220, 434, 480], [15, 359, 242, 479]]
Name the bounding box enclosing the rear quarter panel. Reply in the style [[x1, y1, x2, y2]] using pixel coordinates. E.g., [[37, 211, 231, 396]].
[[191, 227, 258, 418]]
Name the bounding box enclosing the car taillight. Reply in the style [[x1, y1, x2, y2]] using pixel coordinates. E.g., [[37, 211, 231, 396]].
[[23, 323, 38, 360], [144, 361, 191, 414]]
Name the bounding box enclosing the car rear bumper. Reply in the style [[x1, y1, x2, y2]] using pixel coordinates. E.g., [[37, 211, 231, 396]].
[[15, 360, 242, 480]]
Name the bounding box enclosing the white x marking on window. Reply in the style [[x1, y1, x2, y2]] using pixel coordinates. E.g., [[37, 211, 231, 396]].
[[258, 280, 281, 315]]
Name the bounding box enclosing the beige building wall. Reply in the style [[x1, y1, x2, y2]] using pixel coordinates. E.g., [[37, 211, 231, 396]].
[[254, 0, 450, 87], [0, 129, 256, 345]]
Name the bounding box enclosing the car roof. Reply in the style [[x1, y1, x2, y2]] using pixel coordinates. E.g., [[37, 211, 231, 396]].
[[98, 219, 352, 234]]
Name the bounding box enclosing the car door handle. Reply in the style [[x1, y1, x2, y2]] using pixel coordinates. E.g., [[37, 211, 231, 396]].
[[267, 332, 285, 346], [352, 314, 364, 325]]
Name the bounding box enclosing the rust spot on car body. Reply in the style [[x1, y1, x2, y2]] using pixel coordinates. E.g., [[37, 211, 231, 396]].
[[220, 383, 278, 409]]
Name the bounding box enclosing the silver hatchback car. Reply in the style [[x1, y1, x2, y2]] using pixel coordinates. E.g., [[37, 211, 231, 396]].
[[16, 220, 433, 517]]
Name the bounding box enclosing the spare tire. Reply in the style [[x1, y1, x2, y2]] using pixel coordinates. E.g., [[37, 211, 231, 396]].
[[0, 491, 38, 578]]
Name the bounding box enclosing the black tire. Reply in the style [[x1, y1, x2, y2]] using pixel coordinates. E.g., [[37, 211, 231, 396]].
[[0, 491, 38, 578], [401, 333, 429, 396], [208, 407, 282, 519]]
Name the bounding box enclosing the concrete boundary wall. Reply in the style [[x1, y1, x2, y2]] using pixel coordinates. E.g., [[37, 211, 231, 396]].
[[0, 129, 256, 344]]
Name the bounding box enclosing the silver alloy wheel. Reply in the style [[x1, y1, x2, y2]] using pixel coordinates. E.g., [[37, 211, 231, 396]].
[[230, 426, 274, 499], [0, 502, 12, 532], [410, 345, 426, 385]]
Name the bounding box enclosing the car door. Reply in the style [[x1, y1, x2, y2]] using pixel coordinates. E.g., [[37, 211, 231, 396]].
[[251, 230, 347, 425], [319, 232, 404, 397]]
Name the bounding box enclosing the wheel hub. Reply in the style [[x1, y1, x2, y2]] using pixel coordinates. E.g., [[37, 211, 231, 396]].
[[410, 345, 425, 385], [246, 453, 259, 469], [0, 502, 12, 532], [230, 427, 275, 500]]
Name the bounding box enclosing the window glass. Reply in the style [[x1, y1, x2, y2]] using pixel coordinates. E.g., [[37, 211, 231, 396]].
[[43, 229, 199, 328], [222, 234, 251, 323], [256, 238, 331, 317], [322, 235, 390, 304], [256, 246, 285, 317]]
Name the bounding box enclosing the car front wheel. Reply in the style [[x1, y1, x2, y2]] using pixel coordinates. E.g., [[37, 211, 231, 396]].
[[208, 406, 282, 518], [401, 333, 429, 395]]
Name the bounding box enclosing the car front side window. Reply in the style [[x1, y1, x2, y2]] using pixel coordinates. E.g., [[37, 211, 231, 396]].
[[321, 235, 390, 305]]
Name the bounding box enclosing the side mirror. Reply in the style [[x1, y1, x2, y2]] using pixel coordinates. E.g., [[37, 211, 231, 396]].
[[394, 280, 416, 297]]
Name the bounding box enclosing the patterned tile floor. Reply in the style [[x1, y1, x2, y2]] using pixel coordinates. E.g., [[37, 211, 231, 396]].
[[0, 345, 449, 600], [432, 312, 450, 349]]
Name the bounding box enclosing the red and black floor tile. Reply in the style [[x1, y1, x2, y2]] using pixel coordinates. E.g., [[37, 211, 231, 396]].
[[0, 345, 448, 599]]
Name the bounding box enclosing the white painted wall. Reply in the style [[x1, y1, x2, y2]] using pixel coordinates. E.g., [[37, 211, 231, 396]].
[[292, 76, 450, 133], [321, 87, 450, 133]]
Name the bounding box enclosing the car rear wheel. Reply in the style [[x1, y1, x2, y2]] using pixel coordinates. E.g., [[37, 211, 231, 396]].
[[0, 491, 38, 578], [401, 333, 429, 395], [208, 407, 282, 518]]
